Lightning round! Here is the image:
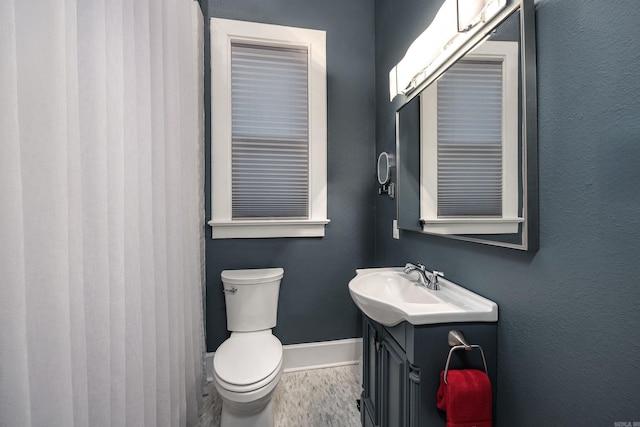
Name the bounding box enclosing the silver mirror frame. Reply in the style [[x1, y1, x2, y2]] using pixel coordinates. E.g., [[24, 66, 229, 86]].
[[395, 0, 538, 251]]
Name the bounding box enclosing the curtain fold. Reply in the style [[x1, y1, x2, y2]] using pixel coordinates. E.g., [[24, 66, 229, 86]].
[[0, 0, 205, 426]]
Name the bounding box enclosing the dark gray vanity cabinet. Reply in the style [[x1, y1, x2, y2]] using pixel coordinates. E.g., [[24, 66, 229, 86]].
[[360, 315, 498, 427]]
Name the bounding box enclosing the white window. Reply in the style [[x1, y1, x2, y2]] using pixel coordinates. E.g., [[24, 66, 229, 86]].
[[420, 41, 522, 235], [209, 18, 329, 239]]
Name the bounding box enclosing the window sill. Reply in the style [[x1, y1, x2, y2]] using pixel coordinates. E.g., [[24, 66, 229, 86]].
[[420, 217, 523, 235], [208, 219, 330, 239]]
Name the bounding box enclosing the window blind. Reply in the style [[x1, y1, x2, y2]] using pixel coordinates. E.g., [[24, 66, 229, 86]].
[[437, 59, 503, 217], [230, 43, 309, 219]]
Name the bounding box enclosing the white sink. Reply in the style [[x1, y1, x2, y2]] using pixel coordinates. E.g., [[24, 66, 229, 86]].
[[348, 267, 498, 326]]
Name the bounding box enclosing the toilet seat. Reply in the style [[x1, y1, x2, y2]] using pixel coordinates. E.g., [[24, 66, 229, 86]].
[[214, 358, 282, 397], [213, 331, 283, 394]]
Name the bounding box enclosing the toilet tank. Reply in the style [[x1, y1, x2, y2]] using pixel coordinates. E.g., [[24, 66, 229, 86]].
[[221, 268, 284, 332]]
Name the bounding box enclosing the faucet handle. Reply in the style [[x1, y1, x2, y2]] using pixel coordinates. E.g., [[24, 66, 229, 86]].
[[404, 262, 425, 271], [431, 270, 444, 287]]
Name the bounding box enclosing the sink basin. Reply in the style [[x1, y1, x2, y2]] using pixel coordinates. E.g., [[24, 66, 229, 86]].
[[348, 267, 498, 326]]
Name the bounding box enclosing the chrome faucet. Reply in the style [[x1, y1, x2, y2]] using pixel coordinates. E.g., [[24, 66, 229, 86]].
[[403, 263, 444, 290]]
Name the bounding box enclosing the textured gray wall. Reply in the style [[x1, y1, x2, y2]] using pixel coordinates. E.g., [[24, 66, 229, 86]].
[[375, 0, 640, 425], [203, 0, 376, 350]]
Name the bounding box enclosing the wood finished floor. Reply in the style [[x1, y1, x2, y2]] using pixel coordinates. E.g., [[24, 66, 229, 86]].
[[199, 364, 362, 427]]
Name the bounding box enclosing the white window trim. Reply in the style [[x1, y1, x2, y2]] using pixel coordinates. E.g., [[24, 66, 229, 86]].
[[420, 40, 522, 235], [208, 18, 329, 239]]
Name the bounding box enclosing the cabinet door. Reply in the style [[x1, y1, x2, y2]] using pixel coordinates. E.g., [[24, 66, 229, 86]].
[[362, 317, 380, 426], [380, 334, 407, 427]]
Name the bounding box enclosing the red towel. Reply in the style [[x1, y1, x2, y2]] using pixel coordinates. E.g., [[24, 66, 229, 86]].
[[437, 369, 492, 427]]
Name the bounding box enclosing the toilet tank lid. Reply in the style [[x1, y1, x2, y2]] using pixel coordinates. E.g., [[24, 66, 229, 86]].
[[221, 268, 284, 285]]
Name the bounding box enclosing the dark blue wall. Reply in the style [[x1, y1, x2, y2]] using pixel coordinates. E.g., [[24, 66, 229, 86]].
[[375, 0, 640, 425], [203, 0, 376, 350]]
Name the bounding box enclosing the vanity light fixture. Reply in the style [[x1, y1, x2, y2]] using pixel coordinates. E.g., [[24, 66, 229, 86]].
[[389, 0, 506, 100], [457, 0, 506, 32]]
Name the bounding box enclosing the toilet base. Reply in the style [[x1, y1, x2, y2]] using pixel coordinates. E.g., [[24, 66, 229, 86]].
[[221, 397, 274, 427]]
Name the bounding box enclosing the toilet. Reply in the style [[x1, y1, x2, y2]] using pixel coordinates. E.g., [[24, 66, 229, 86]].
[[213, 268, 284, 427]]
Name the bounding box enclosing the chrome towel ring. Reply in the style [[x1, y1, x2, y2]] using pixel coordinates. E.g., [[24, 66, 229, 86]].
[[443, 330, 489, 384]]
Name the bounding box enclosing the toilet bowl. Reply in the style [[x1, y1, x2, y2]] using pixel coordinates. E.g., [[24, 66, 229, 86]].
[[213, 331, 283, 425], [212, 268, 284, 427]]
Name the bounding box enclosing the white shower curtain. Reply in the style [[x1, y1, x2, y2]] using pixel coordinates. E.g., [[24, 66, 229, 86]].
[[0, 0, 205, 426]]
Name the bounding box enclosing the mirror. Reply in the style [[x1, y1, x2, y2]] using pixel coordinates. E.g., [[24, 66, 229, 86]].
[[377, 152, 393, 185], [377, 152, 396, 199], [396, 0, 537, 250]]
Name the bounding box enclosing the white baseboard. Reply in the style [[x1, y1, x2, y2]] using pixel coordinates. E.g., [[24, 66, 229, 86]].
[[205, 337, 362, 382], [281, 337, 362, 373]]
